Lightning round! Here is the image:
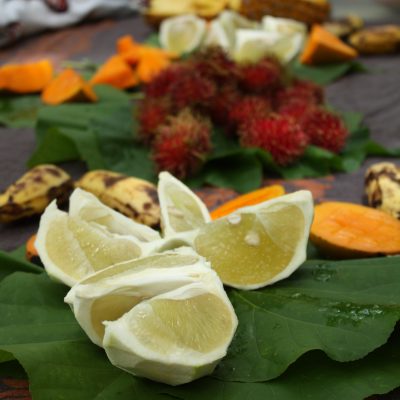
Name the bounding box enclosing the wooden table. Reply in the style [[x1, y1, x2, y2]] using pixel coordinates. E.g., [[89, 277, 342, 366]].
[[0, 11, 400, 400]]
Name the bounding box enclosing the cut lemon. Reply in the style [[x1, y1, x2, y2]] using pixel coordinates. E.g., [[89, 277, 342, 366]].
[[69, 188, 160, 242], [160, 14, 206, 55], [234, 29, 281, 63], [158, 172, 210, 237], [65, 248, 211, 346], [103, 281, 237, 385], [269, 33, 305, 64], [202, 20, 231, 51], [262, 16, 307, 38], [217, 10, 260, 48], [194, 191, 314, 289], [36, 201, 144, 287]]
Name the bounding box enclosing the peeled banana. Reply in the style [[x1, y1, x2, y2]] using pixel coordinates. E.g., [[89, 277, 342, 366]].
[[76, 170, 160, 228], [0, 164, 73, 223], [365, 162, 400, 220]]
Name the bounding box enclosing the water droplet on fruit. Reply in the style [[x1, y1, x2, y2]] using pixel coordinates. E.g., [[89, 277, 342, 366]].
[[227, 214, 241, 225], [245, 231, 260, 246]]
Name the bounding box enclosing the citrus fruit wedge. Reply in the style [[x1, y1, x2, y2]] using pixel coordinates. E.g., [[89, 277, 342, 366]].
[[202, 20, 231, 51], [65, 248, 211, 347], [269, 33, 305, 64], [36, 201, 144, 287], [158, 172, 210, 237], [103, 280, 237, 385], [193, 190, 314, 289], [234, 29, 282, 63], [262, 16, 307, 38], [69, 188, 161, 242], [160, 14, 206, 55]]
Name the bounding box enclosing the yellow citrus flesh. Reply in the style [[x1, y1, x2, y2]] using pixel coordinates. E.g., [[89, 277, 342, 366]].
[[129, 293, 233, 354], [45, 215, 141, 280], [92, 294, 141, 339], [194, 204, 305, 287], [165, 185, 206, 232]]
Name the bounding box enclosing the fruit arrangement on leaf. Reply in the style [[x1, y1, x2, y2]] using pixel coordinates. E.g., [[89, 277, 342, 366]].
[[138, 46, 349, 179]]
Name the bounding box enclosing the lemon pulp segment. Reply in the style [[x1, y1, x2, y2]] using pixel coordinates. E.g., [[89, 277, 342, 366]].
[[165, 184, 206, 232], [129, 293, 233, 354], [194, 204, 305, 286], [91, 294, 142, 339]]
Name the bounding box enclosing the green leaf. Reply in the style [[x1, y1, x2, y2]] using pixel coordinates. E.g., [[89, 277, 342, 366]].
[[144, 33, 162, 48], [0, 250, 42, 282], [290, 60, 367, 85], [155, 327, 400, 400], [214, 257, 400, 382], [0, 94, 43, 128]]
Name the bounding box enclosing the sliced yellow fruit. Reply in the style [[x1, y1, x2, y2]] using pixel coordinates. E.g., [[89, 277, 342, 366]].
[[269, 33, 305, 64], [65, 248, 210, 346], [202, 20, 231, 51], [103, 280, 237, 385], [194, 191, 314, 289], [262, 16, 307, 38], [158, 172, 210, 237], [69, 188, 160, 242], [36, 201, 144, 287], [234, 29, 282, 63], [160, 14, 206, 55]]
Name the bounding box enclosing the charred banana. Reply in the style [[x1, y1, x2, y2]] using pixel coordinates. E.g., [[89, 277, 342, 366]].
[[0, 164, 73, 223], [76, 170, 160, 228], [365, 162, 400, 219]]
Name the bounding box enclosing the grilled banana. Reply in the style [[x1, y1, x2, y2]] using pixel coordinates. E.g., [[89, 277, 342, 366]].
[[0, 164, 73, 223], [365, 162, 400, 219], [76, 170, 160, 228]]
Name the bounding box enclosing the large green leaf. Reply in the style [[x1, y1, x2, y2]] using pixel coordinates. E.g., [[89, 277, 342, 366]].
[[155, 327, 400, 400], [0, 94, 43, 128], [216, 257, 400, 382], [0, 250, 42, 282], [290, 59, 368, 85]]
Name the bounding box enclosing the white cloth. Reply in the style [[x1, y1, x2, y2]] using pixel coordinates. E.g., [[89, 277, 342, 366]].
[[0, 0, 141, 47]]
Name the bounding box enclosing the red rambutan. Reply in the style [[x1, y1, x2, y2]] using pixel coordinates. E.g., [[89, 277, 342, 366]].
[[301, 108, 348, 153], [278, 102, 313, 121], [152, 109, 212, 179], [207, 83, 241, 126], [189, 47, 237, 83], [137, 98, 171, 143], [238, 57, 282, 94], [239, 115, 308, 166], [144, 64, 188, 98], [169, 73, 216, 111], [229, 96, 272, 128], [275, 79, 324, 110]]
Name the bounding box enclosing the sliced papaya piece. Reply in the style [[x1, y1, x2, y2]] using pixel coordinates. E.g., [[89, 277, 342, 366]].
[[310, 202, 400, 259], [300, 24, 358, 65]]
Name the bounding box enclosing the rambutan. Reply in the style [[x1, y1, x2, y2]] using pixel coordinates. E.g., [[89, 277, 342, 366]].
[[189, 47, 237, 83], [144, 63, 188, 98], [137, 98, 171, 143], [238, 57, 283, 94], [207, 83, 241, 126], [278, 102, 313, 121], [239, 115, 308, 166], [152, 109, 212, 179], [275, 79, 324, 110], [229, 96, 272, 129], [169, 73, 216, 111], [301, 108, 348, 153]]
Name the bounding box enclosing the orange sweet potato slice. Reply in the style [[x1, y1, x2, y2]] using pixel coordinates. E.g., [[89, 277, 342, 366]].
[[42, 68, 97, 105], [0, 59, 53, 93], [310, 202, 400, 258], [300, 25, 358, 65]]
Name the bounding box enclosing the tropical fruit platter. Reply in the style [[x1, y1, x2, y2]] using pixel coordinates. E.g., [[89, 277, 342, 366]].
[[1, 2, 400, 399]]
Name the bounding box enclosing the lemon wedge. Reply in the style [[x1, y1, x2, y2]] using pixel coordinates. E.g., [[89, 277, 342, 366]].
[[234, 29, 281, 63], [160, 14, 206, 55], [158, 172, 210, 237], [103, 280, 237, 385], [36, 201, 144, 287], [69, 188, 160, 242], [65, 248, 210, 346], [193, 191, 314, 289]]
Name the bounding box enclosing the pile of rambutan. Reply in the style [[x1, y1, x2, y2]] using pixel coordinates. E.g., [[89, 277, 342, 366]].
[[138, 47, 349, 179]]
